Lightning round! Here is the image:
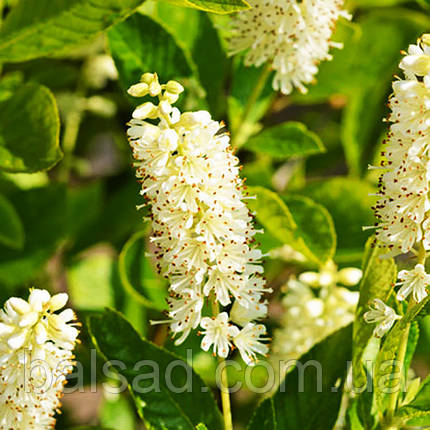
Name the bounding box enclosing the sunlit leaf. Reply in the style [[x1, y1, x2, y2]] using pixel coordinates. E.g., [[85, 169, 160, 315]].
[[248, 325, 352, 430], [0, 0, 147, 63], [89, 309, 224, 430], [0, 83, 61, 173], [245, 122, 325, 159]]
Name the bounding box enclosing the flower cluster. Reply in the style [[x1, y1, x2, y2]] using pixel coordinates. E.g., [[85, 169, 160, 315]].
[[364, 35, 430, 338], [127, 73, 270, 365], [370, 35, 430, 305], [0, 289, 79, 429], [270, 262, 359, 381], [228, 0, 350, 95]]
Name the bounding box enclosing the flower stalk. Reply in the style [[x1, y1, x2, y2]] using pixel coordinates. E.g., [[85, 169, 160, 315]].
[[231, 62, 272, 148]]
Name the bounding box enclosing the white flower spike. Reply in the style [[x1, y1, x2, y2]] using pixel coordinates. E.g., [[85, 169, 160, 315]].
[[372, 35, 430, 258], [397, 264, 430, 303], [127, 73, 270, 362], [228, 0, 350, 95], [364, 299, 401, 338], [0, 288, 79, 429]]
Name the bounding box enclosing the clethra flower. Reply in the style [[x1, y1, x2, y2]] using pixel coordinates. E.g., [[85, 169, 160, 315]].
[[397, 264, 430, 303], [228, 0, 350, 95], [371, 35, 430, 258], [127, 73, 270, 362], [199, 313, 239, 358], [364, 299, 401, 338], [233, 323, 269, 365], [0, 288, 79, 429]]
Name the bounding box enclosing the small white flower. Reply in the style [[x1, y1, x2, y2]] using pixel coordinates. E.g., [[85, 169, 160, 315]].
[[233, 323, 269, 365], [230, 300, 268, 326], [199, 313, 239, 358], [364, 299, 401, 338], [168, 288, 204, 346], [397, 264, 430, 303]]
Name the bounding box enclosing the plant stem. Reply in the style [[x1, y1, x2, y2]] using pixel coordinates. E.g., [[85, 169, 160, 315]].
[[210, 297, 234, 430], [58, 108, 83, 182], [218, 357, 234, 430], [231, 62, 272, 148], [417, 240, 426, 265], [385, 321, 410, 425]]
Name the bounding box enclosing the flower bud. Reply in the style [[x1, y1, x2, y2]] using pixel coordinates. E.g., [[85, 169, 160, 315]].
[[159, 99, 173, 116], [179, 111, 211, 127], [132, 102, 159, 120], [422, 34, 430, 46], [50, 293, 69, 311], [140, 72, 157, 84], [162, 91, 179, 104], [127, 82, 149, 97], [165, 80, 184, 94], [149, 80, 162, 97], [337, 268, 363, 286], [298, 272, 320, 287], [7, 298, 31, 315]]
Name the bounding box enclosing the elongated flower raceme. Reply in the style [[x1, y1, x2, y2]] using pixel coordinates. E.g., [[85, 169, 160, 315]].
[[228, 0, 350, 95], [127, 73, 270, 365], [0, 289, 79, 429], [369, 35, 430, 309]]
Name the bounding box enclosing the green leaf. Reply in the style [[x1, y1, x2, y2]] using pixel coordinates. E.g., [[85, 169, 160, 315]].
[[398, 376, 430, 425], [0, 83, 61, 173], [245, 122, 326, 160], [100, 394, 135, 430], [246, 186, 297, 244], [108, 13, 193, 90], [248, 325, 352, 430], [300, 177, 376, 262], [88, 309, 224, 430], [118, 230, 167, 311], [67, 253, 115, 311], [352, 238, 397, 389], [0, 0, 147, 63], [0, 184, 67, 287], [405, 321, 420, 374], [0, 193, 24, 250], [0, 72, 24, 102], [248, 187, 336, 265], [159, 0, 250, 13], [196, 424, 209, 430], [282, 195, 336, 266]]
